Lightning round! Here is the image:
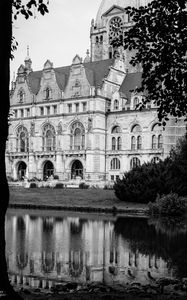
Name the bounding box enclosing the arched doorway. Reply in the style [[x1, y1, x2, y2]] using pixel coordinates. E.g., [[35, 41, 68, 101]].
[[17, 161, 27, 180], [71, 160, 83, 179], [43, 161, 54, 180]]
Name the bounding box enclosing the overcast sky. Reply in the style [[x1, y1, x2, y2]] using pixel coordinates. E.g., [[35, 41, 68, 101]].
[[11, 0, 101, 79]]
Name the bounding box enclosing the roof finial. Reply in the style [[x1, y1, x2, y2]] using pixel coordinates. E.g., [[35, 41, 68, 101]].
[[27, 45, 29, 57]]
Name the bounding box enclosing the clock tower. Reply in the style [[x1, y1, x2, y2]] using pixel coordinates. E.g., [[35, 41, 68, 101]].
[[90, 0, 152, 62]]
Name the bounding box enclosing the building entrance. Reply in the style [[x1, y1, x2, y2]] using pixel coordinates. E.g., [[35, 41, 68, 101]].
[[17, 161, 27, 180], [43, 161, 54, 180], [71, 160, 83, 179]]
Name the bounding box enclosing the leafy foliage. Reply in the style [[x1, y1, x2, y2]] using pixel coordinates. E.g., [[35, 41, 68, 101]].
[[12, 0, 49, 20], [114, 133, 187, 203], [148, 192, 186, 215], [111, 0, 187, 125]]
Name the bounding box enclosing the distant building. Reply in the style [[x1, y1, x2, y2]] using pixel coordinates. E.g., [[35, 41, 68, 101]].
[[6, 0, 186, 183]]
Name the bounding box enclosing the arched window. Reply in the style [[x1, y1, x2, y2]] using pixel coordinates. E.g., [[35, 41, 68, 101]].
[[152, 135, 157, 149], [112, 137, 116, 150], [110, 158, 120, 170], [117, 137, 122, 150], [17, 126, 29, 152], [96, 36, 99, 43], [131, 136, 136, 150], [158, 134, 163, 149], [43, 124, 56, 151], [70, 122, 85, 150], [130, 157, 141, 170], [100, 35, 103, 43], [114, 100, 119, 110], [137, 136, 142, 150], [152, 124, 163, 150]]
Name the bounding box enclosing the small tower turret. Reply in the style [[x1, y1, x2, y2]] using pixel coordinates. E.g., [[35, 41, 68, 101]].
[[24, 46, 32, 74]]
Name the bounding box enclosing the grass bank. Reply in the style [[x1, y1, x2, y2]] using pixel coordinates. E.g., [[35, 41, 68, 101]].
[[8, 186, 148, 214]]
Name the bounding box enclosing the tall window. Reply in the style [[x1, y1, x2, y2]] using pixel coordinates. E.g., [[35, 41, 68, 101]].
[[117, 137, 122, 150], [131, 124, 142, 150], [110, 158, 120, 170], [82, 102, 87, 112], [158, 134, 163, 149], [68, 103, 72, 113], [152, 123, 163, 149], [130, 157, 141, 170], [137, 136, 142, 150], [43, 124, 56, 151], [45, 87, 51, 100], [70, 122, 85, 150], [133, 96, 139, 109], [152, 135, 157, 149], [75, 103, 79, 113], [131, 136, 136, 150], [114, 99, 119, 110], [18, 89, 25, 103], [17, 126, 29, 152], [112, 137, 116, 150], [40, 107, 44, 116], [111, 125, 122, 151]]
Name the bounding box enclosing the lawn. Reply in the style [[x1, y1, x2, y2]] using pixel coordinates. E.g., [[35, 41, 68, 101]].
[[9, 186, 147, 211]]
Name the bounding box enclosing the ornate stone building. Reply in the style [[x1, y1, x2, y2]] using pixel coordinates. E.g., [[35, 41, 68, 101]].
[[6, 0, 186, 183]]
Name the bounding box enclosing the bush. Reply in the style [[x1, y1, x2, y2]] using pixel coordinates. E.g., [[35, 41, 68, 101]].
[[53, 175, 59, 180], [114, 159, 171, 203], [103, 184, 114, 190], [148, 193, 186, 216], [29, 182, 37, 188], [54, 183, 64, 189], [79, 182, 89, 189], [114, 133, 187, 203]]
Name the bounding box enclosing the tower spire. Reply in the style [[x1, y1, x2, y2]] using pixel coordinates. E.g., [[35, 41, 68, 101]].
[[24, 45, 32, 73]]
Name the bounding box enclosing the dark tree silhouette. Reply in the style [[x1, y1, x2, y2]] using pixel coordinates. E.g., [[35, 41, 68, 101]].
[[0, 1, 48, 298], [111, 0, 187, 125]]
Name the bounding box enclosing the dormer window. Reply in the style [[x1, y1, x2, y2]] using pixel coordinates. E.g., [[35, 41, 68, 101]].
[[114, 99, 119, 110], [18, 89, 25, 103], [45, 87, 51, 100]]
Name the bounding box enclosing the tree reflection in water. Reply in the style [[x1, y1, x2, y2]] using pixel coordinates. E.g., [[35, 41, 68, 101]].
[[115, 216, 187, 279]]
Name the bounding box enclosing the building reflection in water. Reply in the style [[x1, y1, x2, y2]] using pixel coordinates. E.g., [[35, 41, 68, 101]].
[[5, 210, 187, 289]]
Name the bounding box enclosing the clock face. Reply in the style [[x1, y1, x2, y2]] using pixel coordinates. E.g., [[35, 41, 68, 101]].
[[109, 17, 123, 41]]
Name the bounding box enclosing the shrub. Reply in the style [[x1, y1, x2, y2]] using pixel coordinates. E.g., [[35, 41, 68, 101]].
[[103, 184, 114, 190], [54, 175, 59, 180], [54, 183, 64, 189], [29, 182, 37, 188], [148, 193, 186, 216], [114, 159, 171, 203], [79, 182, 89, 189]]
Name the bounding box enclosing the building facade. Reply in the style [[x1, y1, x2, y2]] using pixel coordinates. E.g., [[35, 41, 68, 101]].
[[6, 0, 186, 183]]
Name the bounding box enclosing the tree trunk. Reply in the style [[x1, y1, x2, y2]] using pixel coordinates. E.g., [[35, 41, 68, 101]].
[[0, 1, 23, 299]]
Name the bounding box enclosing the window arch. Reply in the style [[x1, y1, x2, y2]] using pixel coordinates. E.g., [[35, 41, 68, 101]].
[[17, 126, 29, 152], [70, 122, 85, 150], [110, 158, 120, 170], [42, 124, 56, 151], [131, 124, 142, 133], [114, 99, 119, 110], [130, 157, 141, 170], [112, 125, 121, 134]]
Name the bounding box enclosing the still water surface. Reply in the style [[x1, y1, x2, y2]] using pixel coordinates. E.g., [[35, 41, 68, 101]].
[[5, 209, 187, 289]]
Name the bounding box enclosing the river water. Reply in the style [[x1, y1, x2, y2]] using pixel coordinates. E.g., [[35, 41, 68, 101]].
[[5, 208, 187, 290]]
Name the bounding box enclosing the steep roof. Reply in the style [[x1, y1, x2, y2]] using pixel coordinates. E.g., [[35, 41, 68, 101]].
[[27, 59, 114, 95], [119, 72, 142, 102]]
